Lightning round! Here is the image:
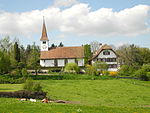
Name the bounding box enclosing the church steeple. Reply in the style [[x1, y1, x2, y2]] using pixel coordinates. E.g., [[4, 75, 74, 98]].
[[40, 17, 49, 41], [40, 17, 49, 51]]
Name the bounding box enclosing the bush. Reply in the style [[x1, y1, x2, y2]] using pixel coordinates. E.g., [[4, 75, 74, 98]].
[[146, 72, 150, 80], [0, 90, 46, 99], [64, 63, 79, 73], [142, 64, 150, 72], [118, 65, 135, 76], [134, 69, 148, 81], [10, 69, 21, 77], [23, 78, 43, 92], [21, 68, 29, 78], [85, 64, 97, 76], [133, 64, 150, 81], [109, 71, 118, 76], [93, 61, 108, 75], [0, 76, 25, 84]]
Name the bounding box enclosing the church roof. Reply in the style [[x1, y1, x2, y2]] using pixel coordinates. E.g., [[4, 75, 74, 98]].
[[40, 46, 84, 59], [40, 17, 49, 41]]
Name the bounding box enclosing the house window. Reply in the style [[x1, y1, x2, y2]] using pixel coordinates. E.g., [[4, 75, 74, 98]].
[[106, 58, 116, 62], [109, 64, 117, 68], [103, 50, 110, 55], [43, 41, 46, 44]]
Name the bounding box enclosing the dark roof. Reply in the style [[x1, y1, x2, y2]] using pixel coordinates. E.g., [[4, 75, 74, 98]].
[[40, 46, 84, 59]]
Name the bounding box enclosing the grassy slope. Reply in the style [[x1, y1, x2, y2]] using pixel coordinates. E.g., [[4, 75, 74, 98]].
[[41, 79, 150, 107], [0, 84, 22, 92], [0, 79, 150, 113]]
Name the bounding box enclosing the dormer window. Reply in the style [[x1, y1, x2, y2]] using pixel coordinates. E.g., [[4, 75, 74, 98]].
[[103, 50, 110, 55], [43, 41, 46, 44]]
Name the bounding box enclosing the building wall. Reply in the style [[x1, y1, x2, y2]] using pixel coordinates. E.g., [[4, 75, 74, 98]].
[[57, 59, 65, 67], [77, 59, 84, 66], [40, 58, 84, 67], [68, 59, 75, 63], [97, 50, 116, 58], [92, 49, 118, 71], [40, 59, 54, 67]]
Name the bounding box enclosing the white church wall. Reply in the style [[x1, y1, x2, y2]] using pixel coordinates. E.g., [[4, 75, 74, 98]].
[[57, 59, 65, 67], [40, 59, 55, 67], [77, 59, 84, 66], [68, 59, 75, 63]]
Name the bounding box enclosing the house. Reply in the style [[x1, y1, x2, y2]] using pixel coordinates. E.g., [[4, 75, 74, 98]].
[[90, 44, 119, 72], [40, 18, 84, 67]]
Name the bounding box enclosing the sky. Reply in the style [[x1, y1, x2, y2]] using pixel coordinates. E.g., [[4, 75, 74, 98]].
[[0, 0, 150, 48]]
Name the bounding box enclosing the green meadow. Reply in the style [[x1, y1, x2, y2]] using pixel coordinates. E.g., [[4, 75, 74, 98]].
[[0, 79, 150, 113]]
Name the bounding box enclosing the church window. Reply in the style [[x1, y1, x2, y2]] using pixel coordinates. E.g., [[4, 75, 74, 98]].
[[43, 41, 46, 44]]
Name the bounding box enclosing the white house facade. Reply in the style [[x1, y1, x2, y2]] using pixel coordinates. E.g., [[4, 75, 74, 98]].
[[91, 45, 119, 72]]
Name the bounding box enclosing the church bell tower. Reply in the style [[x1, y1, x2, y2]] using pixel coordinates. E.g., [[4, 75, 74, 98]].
[[40, 17, 49, 51]]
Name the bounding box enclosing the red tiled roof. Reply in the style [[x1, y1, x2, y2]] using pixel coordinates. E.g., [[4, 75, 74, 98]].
[[40, 46, 84, 59]]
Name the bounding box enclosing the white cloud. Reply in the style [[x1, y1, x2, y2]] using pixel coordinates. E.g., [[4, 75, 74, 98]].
[[0, 3, 150, 38]]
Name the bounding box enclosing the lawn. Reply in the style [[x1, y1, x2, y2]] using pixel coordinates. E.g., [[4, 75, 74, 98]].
[[0, 79, 150, 113]]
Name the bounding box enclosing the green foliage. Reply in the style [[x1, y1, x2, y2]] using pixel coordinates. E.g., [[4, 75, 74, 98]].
[[27, 42, 40, 75], [58, 42, 64, 47], [21, 68, 29, 78], [85, 64, 97, 76], [133, 64, 150, 81], [117, 44, 150, 66], [0, 76, 25, 84], [23, 78, 42, 92], [84, 44, 92, 65], [1, 79, 150, 112], [118, 65, 135, 76], [64, 63, 80, 73], [0, 51, 11, 74], [93, 61, 108, 75], [10, 69, 21, 77], [14, 42, 20, 62]]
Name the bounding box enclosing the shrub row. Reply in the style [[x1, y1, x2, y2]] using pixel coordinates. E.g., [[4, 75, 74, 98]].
[[0, 90, 46, 99], [0, 76, 25, 84], [30, 74, 115, 80]]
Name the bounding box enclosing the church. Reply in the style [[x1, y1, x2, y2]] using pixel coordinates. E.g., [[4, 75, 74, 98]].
[[40, 18, 119, 72], [40, 19, 85, 67]]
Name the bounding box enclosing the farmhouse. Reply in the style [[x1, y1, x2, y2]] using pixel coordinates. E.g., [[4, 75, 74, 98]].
[[40, 18, 119, 71], [90, 44, 119, 72], [40, 19, 84, 67]]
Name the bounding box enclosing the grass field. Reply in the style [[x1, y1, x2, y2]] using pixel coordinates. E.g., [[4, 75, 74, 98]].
[[0, 79, 150, 113]]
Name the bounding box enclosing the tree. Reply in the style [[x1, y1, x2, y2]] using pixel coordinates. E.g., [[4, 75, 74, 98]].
[[51, 43, 57, 48], [0, 50, 11, 74], [27, 42, 40, 75], [90, 41, 101, 53], [14, 42, 20, 63], [116, 44, 143, 67], [0, 36, 12, 52], [84, 44, 92, 65], [58, 42, 64, 47]]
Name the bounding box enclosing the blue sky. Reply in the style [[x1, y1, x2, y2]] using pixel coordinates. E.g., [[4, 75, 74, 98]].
[[0, 0, 150, 48]]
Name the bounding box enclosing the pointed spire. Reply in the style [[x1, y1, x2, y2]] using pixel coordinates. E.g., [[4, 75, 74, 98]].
[[40, 16, 49, 41]]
